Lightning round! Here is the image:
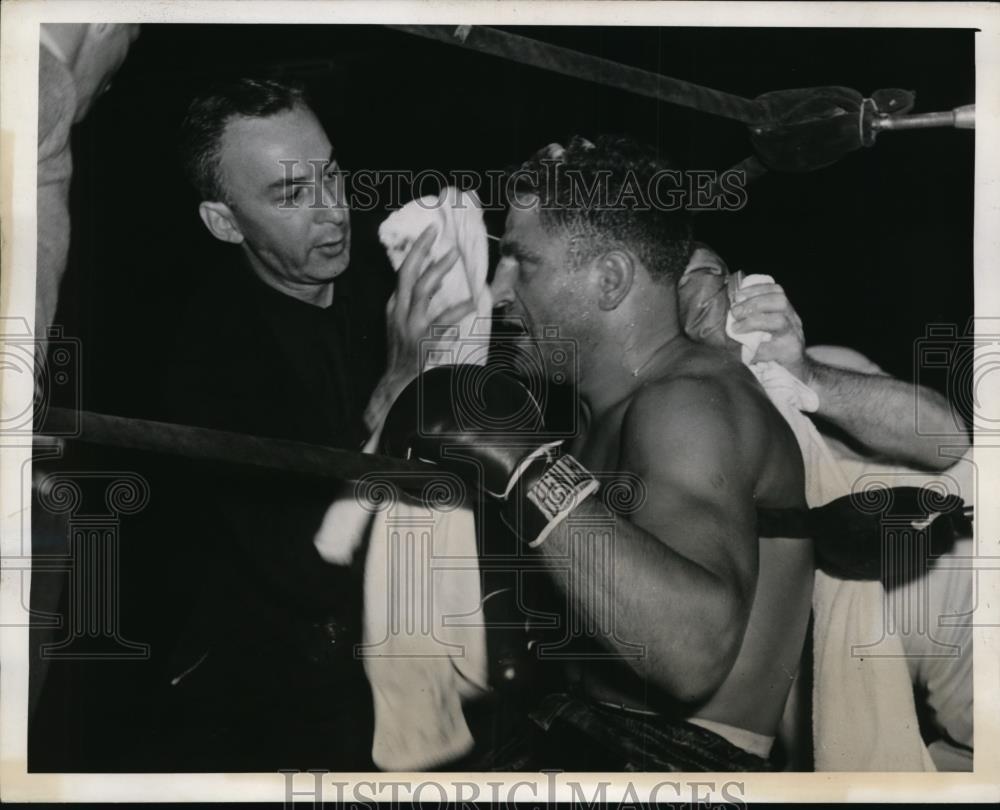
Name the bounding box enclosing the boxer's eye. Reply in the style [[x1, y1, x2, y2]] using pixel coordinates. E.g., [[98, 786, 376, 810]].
[[281, 186, 308, 206]]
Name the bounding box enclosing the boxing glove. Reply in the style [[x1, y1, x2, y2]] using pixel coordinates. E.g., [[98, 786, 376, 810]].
[[758, 487, 970, 581], [381, 364, 599, 547]]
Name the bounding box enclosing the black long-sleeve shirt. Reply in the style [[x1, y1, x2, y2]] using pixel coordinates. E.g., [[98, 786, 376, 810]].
[[163, 235, 394, 610], [155, 238, 395, 768]]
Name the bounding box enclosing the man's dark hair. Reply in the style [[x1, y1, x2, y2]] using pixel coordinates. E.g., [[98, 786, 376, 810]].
[[513, 135, 692, 283], [179, 77, 309, 202]]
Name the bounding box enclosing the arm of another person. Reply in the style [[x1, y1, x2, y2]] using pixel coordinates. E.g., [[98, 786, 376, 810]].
[[534, 379, 759, 705], [730, 282, 970, 471]]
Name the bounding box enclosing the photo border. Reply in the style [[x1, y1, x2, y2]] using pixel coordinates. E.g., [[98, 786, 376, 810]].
[[2, 0, 998, 802]]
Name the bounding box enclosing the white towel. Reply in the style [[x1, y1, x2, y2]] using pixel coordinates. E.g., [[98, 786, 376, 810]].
[[725, 274, 819, 413], [731, 273, 935, 772], [725, 278, 772, 366], [314, 187, 491, 769], [803, 345, 975, 770], [360, 500, 488, 770], [315, 186, 492, 565], [379, 186, 494, 368]]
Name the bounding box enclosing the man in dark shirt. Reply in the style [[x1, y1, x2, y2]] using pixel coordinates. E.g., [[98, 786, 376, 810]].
[[160, 78, 469, 770], [167, 233, 387, 448]]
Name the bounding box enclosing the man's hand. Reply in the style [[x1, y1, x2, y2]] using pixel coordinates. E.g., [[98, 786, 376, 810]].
[[364, 225, 476, 432], [729, 280, 969, 470], [385, 224, 471, 383], [729, 282, 809, 382]]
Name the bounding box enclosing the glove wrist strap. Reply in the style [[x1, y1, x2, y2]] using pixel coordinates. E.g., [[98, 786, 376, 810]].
[[498, 440, 564, 499], [502, 453, 599, 548]]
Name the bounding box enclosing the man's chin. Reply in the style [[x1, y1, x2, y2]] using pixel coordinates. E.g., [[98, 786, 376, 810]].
[[316, 250, 351, 280]]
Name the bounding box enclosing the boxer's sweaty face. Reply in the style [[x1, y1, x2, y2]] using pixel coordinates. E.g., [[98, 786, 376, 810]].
[[495, 199, 591, 381], [678, 246, 730, 348], [217, 105, 351, 296]]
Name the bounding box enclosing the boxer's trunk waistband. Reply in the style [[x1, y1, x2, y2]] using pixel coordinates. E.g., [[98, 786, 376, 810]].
[[686, 717, 775, 759], [527, 692, 775, 772], [588, 699, 775, 759]]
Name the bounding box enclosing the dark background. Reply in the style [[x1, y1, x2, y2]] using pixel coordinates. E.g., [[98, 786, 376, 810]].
[[33, 24, 975, 772], [56, 24, 975, 415]]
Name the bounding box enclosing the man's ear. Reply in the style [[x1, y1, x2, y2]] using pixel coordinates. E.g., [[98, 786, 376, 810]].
[[594, 250, 634, 311], [198, 201, 244, 245]]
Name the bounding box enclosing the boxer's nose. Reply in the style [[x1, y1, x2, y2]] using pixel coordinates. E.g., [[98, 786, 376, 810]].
[[489, 257, 517, 309]]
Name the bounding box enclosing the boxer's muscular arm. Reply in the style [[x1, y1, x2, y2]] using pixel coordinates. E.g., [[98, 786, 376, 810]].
[[535, 379, 758, 705], [731, 283, 969, 471]]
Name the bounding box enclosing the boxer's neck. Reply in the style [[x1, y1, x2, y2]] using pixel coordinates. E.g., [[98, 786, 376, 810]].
[[578, 328, 687, 418]]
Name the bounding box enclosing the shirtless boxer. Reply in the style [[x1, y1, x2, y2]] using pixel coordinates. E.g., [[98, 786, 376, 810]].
[[382, 136, 812, 771]]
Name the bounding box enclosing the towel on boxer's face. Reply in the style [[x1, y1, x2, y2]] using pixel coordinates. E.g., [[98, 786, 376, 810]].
[[378, 186, 494, 367], [315, 186, 494, 566]]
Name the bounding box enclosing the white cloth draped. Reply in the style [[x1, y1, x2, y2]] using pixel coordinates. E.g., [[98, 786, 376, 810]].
[[730, 274, 935, 772], [314, 188, 491, 769]]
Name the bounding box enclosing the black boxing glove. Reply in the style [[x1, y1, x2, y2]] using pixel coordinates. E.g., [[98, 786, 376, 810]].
[[381, 364, 599, 547], [758, 487, 970, 581]]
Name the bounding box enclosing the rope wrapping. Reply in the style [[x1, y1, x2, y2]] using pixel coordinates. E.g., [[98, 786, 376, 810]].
[[750, 86, 915, 172], [389, 24, 767, 125], [389, 25, 933, 179]]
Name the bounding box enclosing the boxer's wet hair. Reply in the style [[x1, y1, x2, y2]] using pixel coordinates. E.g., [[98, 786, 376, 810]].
[[179, 77, 309, 203], [512, 135, 692, 283]]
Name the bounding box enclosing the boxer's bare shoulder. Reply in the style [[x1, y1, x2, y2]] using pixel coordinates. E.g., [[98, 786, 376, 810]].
[[577, 343, 812, 733], [625, 344, 805, 512]]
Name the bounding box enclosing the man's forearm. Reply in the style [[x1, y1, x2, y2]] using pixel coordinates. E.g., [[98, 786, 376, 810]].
[[806, 358, 969, 471], [534, 498, 750, 704]]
